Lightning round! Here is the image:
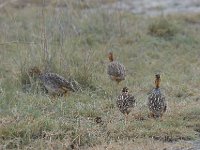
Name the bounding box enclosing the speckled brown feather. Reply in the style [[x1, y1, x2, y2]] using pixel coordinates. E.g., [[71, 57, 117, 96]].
[[39, 73, 75, 95], [117, 87, 136, 115], [107, 52, 126, 83], [28, 67, 76, 96], [148, 74, 167, 118]]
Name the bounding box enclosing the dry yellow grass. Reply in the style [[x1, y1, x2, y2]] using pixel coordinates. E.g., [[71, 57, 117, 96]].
[[0, 1, 200, 149]]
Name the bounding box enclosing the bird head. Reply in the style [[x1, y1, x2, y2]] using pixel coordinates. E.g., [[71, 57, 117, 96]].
[[108, 52, 114, 62], [155, 74, 161, 88], [122, 87, 129, 95], [28, 66, 42, 77]]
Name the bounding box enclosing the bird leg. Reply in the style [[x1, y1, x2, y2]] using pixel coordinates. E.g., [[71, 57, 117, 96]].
[[110, 76, 122, 95], [159, 113, 164, 121], [110, 80, 118, 96], [115, 80, 122, 95], [60, 87, 70, 97], [63, 91, 70, 97]]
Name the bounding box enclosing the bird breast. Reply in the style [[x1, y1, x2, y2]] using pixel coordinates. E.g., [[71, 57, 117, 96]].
[[107, 61, 126, 78]]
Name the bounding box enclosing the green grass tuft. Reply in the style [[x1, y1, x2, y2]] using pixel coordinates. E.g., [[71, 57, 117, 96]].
[[148, 17, 179, 37]]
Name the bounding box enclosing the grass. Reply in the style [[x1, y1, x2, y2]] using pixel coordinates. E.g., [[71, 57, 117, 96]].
[[0, 1, 200, 149], [148, 17, 179, 37]]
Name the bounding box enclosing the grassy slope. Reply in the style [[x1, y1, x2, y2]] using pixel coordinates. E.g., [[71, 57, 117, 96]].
[[0, 1, 200, 149]]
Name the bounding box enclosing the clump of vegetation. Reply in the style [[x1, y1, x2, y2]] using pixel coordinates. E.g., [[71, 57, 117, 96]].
[[183, 14, 200, 24], [148, 17, 178, 37]]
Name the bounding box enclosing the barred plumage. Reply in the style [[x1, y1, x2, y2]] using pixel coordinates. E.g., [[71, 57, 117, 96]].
[[29, 67, 76, 96], [148, 74, 167, 118], [107, 52, 126, 83], [117, 87, 136, 115], [39, 73, 76, 95]]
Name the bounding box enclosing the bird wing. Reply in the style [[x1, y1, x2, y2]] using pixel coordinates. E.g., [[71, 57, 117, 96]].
[[148, 89, 166, 112], [125, 95, 136, 107], [43, 73, 75, 92], [107, 61, 126, 78], [117, 94, 135, 109]]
